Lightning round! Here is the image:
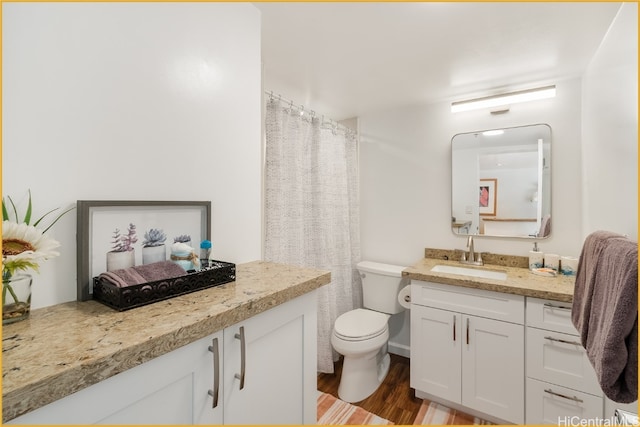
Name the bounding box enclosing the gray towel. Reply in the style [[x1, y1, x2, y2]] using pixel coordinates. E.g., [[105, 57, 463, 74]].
[[538, 214, 551, 237], [99, 261, 186, 288], [571, 231, 638, 403]]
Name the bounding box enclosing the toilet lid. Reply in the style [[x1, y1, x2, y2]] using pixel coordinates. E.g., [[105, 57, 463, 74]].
[[334, 309, 389, 341]]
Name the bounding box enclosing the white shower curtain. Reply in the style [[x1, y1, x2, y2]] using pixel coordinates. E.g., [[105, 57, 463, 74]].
[[264, 98, 361, 373]]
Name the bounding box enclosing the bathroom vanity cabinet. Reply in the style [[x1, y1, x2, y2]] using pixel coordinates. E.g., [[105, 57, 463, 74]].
[[405, 256, 635, 425], [410, 280, 525, 424], [8, 291, 317, 425]]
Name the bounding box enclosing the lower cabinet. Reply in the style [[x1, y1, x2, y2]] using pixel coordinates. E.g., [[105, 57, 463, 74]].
[[222, 290, 317, 424], [410, 282, 637, 425], [410, 281, 525, 424], [9, 291, 317, 425]]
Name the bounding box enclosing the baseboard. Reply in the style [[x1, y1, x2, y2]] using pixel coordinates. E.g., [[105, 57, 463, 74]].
[[388, 341, 410, 358]]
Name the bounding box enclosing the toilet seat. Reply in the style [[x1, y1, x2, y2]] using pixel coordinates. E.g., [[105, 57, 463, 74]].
[[333, 308, 389, 341]]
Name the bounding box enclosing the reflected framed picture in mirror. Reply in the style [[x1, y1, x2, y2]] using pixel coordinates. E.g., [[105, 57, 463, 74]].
[[479, 178, 497, 216]]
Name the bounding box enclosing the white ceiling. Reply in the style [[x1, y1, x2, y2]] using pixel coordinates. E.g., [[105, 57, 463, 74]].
[[256, 2, 623, 120]]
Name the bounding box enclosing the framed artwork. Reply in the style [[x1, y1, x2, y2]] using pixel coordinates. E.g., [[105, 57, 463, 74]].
[[479, 179, 497, 216], [76, 200, 211, 301]]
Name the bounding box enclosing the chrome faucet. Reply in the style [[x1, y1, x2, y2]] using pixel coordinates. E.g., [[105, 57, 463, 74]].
[[461, 235, 483, 266]]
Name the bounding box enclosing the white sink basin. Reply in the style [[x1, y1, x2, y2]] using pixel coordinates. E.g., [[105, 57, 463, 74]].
[[430, 264, 507, 281]]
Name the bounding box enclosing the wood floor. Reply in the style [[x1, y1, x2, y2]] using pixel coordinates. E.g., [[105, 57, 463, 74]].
[[317, 354, 423, 425]]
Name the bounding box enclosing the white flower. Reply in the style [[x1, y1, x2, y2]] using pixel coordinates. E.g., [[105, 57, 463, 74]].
[[2, 221, 61, 276]]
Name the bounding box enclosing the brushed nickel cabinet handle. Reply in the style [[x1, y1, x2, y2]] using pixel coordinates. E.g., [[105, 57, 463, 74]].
[[234, 326, 246, 390], [544, 388, 584, 403], [207, 337, 220, 408], [544, 336, 582, 346]]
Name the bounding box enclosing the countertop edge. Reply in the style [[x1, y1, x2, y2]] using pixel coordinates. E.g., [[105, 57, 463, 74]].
[[402, 258, 574, 303], [2, 263, 331, 422]]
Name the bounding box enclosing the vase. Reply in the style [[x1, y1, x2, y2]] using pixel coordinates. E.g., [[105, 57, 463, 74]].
[[142, 245, 166, 265], [3, 274, 32, 325], [106, 250, 135, 271]]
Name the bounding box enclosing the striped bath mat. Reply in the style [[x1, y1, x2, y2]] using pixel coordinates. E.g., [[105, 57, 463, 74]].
[[413, 400, 493, 425], [317, 391, 393, 425]]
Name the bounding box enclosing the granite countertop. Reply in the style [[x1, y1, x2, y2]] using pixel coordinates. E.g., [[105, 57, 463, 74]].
[[2, 261, 331, 422], [403, 256, 575, 303]]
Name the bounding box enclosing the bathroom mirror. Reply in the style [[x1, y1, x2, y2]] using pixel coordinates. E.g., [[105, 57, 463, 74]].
[[451, 124, 551, 239]]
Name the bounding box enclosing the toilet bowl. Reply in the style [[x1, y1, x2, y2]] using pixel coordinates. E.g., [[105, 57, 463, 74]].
[[331, 308, 392, 403], [331, 261, 407, 403]]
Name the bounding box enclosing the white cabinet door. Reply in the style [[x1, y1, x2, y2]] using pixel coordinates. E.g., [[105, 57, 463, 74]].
[[462, 315, 525, 424], [410, 305, 462, 404], [223, 291, 317, 425], [8, 331, 224, 425]]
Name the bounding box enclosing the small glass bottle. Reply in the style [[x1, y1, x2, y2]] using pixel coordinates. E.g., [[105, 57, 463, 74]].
[[200, 240, 212, 268]]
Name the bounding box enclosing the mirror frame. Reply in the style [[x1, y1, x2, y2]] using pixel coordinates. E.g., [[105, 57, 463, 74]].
[[451, 123, 551, 239]]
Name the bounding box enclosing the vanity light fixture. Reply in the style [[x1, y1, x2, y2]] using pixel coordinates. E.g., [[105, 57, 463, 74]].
[[482, 129, 504, 136], [451, 85, 556, 113]]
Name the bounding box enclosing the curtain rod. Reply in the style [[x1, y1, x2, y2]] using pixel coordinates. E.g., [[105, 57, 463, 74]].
[[264, 90, 356, 134]]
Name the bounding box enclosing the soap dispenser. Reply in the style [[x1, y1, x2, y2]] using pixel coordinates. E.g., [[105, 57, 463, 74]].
[[529, 242, 544, 270]]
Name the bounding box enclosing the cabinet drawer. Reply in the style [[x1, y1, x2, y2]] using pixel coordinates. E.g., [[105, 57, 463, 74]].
[[526, 327, 601, 396], [526, 378, 603, 424], [527, 298, 579, 335], [411, 281, 524, 324]]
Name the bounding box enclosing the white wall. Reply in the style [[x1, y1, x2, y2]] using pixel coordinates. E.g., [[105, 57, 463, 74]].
[[359, 78, 584, 266], [581, 2, 638, 241], [359, 78, 584, 352], [360, 4, 637, 355], [2, 3, 263, 309]]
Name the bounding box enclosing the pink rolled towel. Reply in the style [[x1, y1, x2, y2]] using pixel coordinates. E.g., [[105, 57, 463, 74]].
[[99, 261, 186, 288]]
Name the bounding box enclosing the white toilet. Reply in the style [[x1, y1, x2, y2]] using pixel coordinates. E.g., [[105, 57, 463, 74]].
[[331, 260, 407, 403]]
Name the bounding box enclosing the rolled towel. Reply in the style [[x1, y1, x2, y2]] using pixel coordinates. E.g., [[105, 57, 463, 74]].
[[99, 268, 146, 288], [99, 261, 186, 288]]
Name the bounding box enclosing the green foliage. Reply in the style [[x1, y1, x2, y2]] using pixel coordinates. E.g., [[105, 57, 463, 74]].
[[2, 189, 74, 233]]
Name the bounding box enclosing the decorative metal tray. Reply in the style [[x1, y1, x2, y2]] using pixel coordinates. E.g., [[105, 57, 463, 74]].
[[93, 260, 235, 311]]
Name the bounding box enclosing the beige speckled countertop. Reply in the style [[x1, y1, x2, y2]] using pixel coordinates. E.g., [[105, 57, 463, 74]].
[[2, 261, 330, 422], [403, 257, 575, 303]]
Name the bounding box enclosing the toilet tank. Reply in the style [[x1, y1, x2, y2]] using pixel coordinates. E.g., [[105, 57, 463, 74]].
[[357, 261, 407, 314]]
